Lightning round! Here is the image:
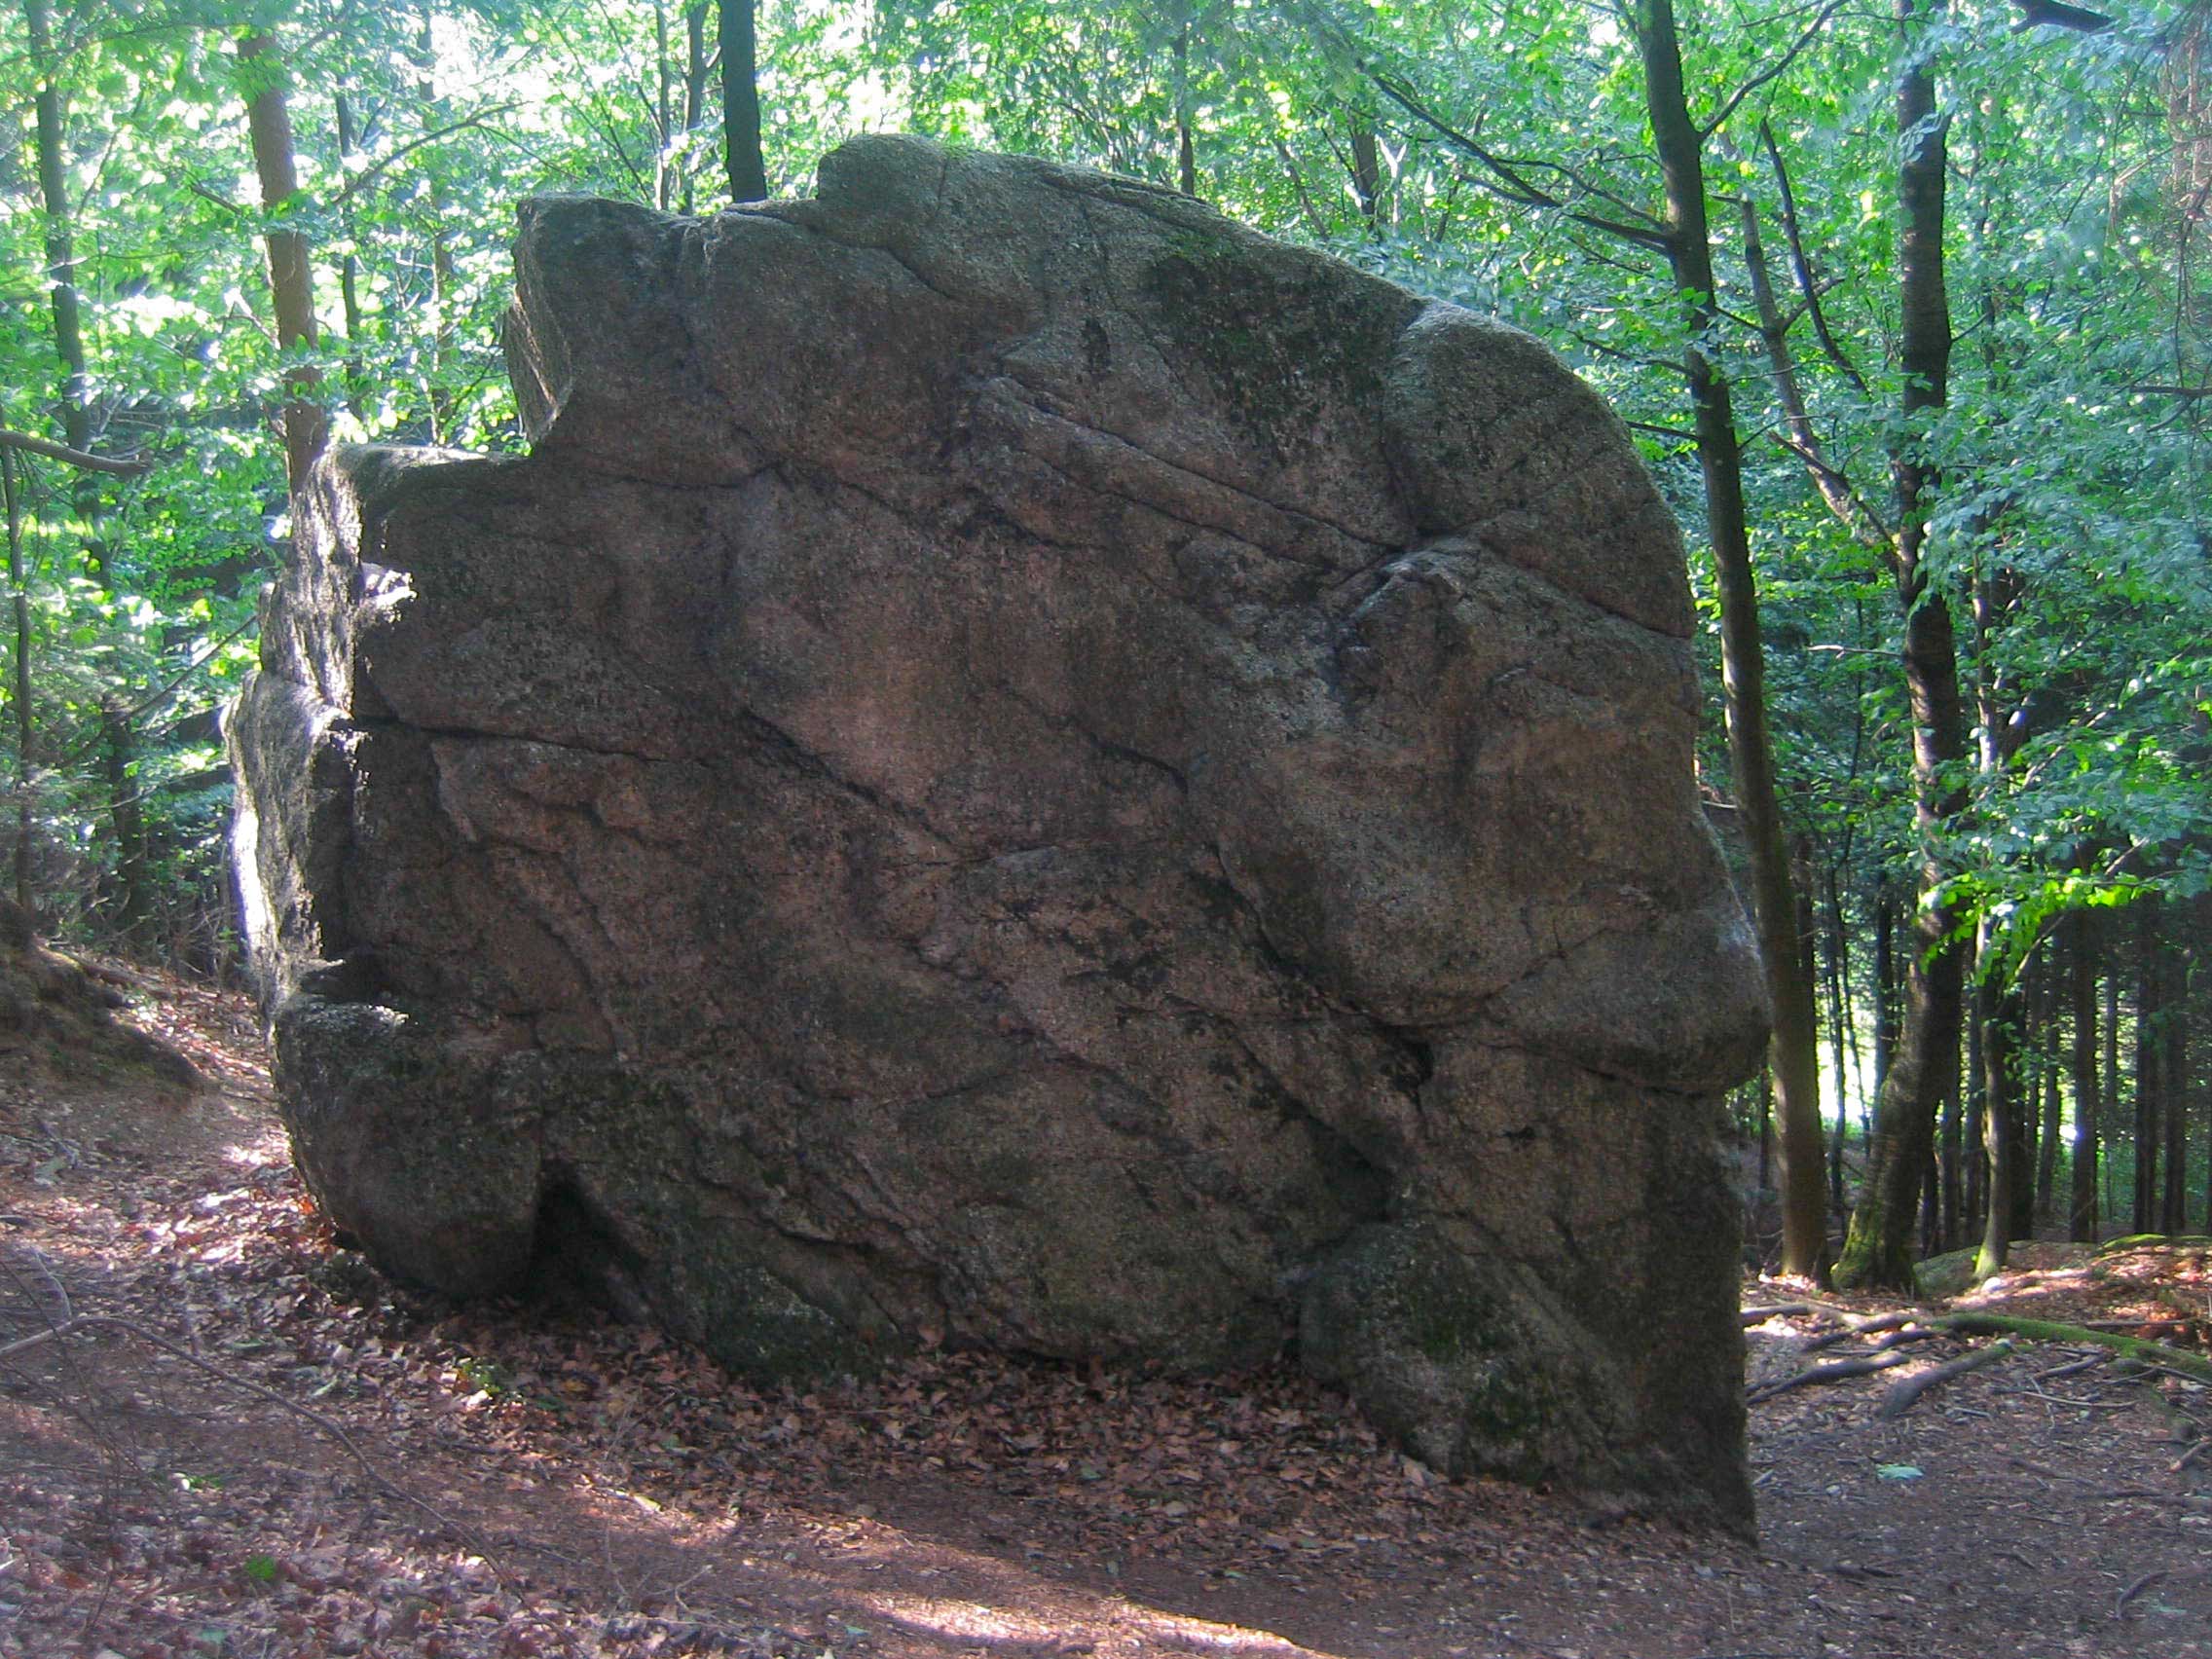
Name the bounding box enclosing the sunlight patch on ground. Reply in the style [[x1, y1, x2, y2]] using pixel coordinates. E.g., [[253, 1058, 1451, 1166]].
[[221, 1128, 291, 1169], [862, 1588, 1337, 1657]]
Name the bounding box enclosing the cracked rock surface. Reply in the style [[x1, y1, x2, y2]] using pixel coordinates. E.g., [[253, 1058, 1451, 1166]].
[[227, 135, 1768, 1525]]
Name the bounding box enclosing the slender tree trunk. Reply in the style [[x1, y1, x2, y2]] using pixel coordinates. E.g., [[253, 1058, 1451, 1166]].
[[1349, 120, 1382, 230], [1633, 0, 1828, 1281], [31, 0, 155, 940], [2161, 949, 2190, 1232], [654, 0, 674, 210], [27, 0, 86, 459], [1874, 884, 1898, 1106], [1836, 0, 1968, 1291], [1824, 867, 1851, 1212], [1, 449, 31, 922], [2036, 956, 2063, 1222], [412, 10, 457, 444], [1975, 954, 2021, 1276], [333, 92, 368, 418], [682, 2, 710, 213], [1939, 1065, 1962, 1251], [240, 31, 328, 497], [1964, 997, 1985, 1246], [1173, 19, 1199, 198], [719, 0, 767, 202], [2105, 961, 2122, 1230], [1757, 1064, 1774, 1194], [2069, 910, 2101, 1241], [2135, 916, 2161, 1234], [1919, 1141, 1939, 1259]]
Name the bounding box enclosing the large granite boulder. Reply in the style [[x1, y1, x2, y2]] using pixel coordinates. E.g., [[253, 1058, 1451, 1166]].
[[229, 136, 1767, 1524]]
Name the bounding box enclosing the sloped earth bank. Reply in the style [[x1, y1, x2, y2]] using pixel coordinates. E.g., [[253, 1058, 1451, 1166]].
[[2, 978, 2208, 1659]]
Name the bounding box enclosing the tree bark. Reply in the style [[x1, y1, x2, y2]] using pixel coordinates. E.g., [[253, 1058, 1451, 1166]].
[[1631, 0, 1828, 1280], [333, 93, 368, 418], [2135, 914, 2161, 1234], [719, 0, 768, 202], [29, 0, 158, 940], [2161, 946, 2190, 1232], [1835, 0, 1968, 1291], [2068, 910, 2101, 1240], [1974, 959, 2021, 1276], [2035, 954, 2061, 1221], [413, 9, 457, 443], [240, 31, 328, 498], [682, 2, 710, 212], [2, 449, 31, 920], [1824, 867, 1852, 1213]]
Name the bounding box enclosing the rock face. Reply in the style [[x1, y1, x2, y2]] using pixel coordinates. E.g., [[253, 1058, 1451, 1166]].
[[229, 136, 1768, 1523]]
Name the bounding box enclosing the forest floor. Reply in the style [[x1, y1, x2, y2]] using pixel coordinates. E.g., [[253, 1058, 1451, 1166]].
[[2, 977, 2209, 1659]]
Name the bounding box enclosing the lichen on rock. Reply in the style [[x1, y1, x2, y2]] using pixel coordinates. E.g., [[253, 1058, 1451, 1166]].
[[227, 135, 1768, 1525]]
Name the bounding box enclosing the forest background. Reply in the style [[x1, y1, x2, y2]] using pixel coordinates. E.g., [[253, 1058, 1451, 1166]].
[[2, 0, 2206, 1294]]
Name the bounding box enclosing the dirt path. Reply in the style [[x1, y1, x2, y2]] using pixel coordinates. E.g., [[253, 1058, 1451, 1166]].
[[2, 977, 2208, 1659]]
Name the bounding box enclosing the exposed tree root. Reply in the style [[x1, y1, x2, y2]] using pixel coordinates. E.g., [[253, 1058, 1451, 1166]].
[[1936, 1312, 2212, 1383], [1877, 1340, 2014, 1419], [1749, 1308, 2212, 1412]]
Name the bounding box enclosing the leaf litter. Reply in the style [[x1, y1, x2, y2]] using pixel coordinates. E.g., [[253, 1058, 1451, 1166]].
[[0, 973, 2209, 1657]]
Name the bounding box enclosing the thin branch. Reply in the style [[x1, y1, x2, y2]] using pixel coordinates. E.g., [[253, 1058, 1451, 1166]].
[[0, 429, 158, 476], [1759, 120, 1867, 393], [329, 104, 522, 209], [1270, 135, 1334, 240], [1372, 72, 1671, 251], [53, 612, 260, 767], [1700, 0, 1852, 142], [186, 177, 245, 216]]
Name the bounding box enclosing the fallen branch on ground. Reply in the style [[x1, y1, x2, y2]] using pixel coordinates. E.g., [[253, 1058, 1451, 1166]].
[[2097, 1234, 2212, 1256], [1877, 1340, 2014, 1419], [1746, 1347, 1916, 1404], [1937, 1312, 2212, 1384]]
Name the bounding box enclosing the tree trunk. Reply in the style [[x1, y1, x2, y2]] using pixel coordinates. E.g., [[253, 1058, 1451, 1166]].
[[719, 0, 768, 202], [2104, 959, 2121, 1229], [30, 0, 157, 938], [240, 31, 328, 497], [333, 92, 368, 417], [1975, 958, 2021, 1276], [414, 9, 457, 443], [1835, 0, 1967, 1291], [654, 0, 675, 210], [1349, 120, 1382, 230], [1824, 866, 1852, 1212], [1633, 0, 1828, 1281], [682, 2, 710, 213], [1964, 997, 1985, 1246], [2135, 915, 2161, 1234], [2069, 910, 2101, 1241], [1174, 19, 1199, 199], [2161, 947, 2190, 1232], [1, 450, 31, 920], [2035, 957, 2062, 1223], [1874, 883, 1898, 1105]]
